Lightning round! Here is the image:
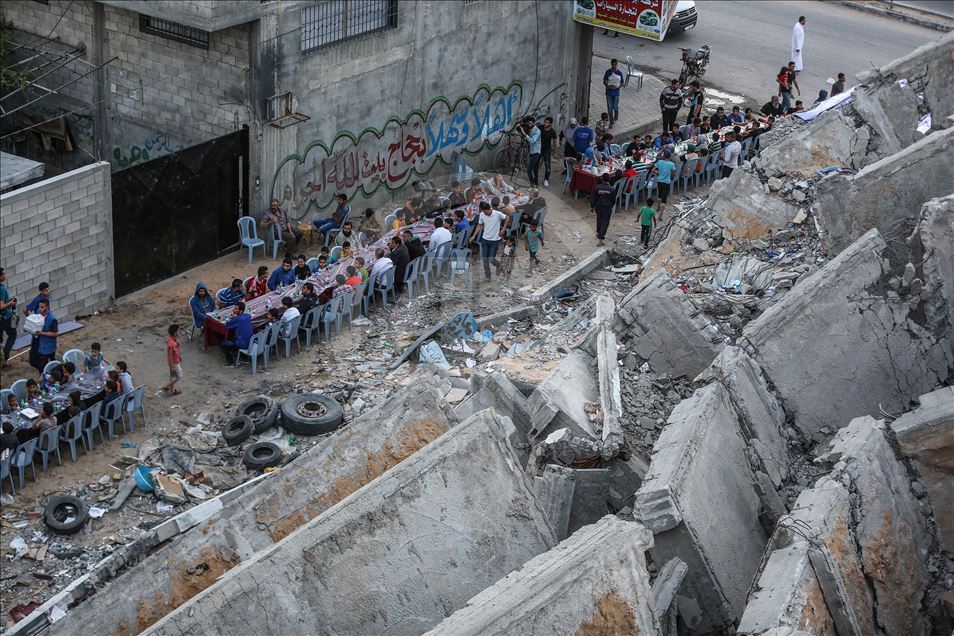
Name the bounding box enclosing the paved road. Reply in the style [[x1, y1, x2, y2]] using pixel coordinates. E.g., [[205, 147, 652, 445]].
[[592, 0, 944, 106], [893, 1, 954, 19]]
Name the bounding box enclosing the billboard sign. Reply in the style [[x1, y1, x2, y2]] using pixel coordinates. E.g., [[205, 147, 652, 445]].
[[572, 0, 677, 42]]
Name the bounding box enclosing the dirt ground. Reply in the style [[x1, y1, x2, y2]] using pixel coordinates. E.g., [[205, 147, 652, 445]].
[[0, 169, 691, 625]]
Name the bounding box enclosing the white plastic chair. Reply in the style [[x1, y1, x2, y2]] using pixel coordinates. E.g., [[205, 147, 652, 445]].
[[126, 384, 147, 430], [279, 314, 302, 358], [60, 414, 85, 462], [306, 257, 320, 273], [11, 439, 38, 490], [62, 348, 84, 368], [10, 379, 28, 403], [35, 425, 63, 471], [43, 360, 60, 375], [298, 306, 321, 348], [625, 55, 644, 91], [449, 248, 472, 288], [403, 257, 422, 303], [268, 223, 286, 259], [237, 217, 265, 264]]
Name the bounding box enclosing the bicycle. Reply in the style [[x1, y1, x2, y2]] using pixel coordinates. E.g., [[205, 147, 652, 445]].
[[493, 130, 529, 177]]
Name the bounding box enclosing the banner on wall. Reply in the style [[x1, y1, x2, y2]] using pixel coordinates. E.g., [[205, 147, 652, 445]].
[[572, 0, 677, 42]]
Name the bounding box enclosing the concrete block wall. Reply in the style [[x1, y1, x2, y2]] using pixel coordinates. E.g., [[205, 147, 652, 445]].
[[0, 162, 114, 320]]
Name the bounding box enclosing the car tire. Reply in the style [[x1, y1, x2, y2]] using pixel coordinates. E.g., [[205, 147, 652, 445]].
[[236, 395, 279, 433], [44, 495, 89, 535], [222, 415, 254, 446], [243, 442, 283, 470], [279, 393, 344, 436]]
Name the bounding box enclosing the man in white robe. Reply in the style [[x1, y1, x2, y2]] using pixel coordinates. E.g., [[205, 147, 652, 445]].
[[791, 16, 806, 72]]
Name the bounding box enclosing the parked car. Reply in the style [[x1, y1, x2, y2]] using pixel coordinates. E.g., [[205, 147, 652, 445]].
[[667, 0, 698, 35]]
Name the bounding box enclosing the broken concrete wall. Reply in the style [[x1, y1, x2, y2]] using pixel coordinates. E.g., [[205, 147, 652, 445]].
[[740, 415, 935, 635], [757, 108, 870, 180], [635, 382, 770, 632], [425, 516, 659, 636], [892, 386, 954, 554], [740, 228, 952, 442], [145, 409, 558, 636], [813, 126, 954, 257], [708, 167, 800, 242], [907, 194, 954, 353], [614, 269, 725, 378], [58, 378, 458, 636], [528, 348, 598, 439]]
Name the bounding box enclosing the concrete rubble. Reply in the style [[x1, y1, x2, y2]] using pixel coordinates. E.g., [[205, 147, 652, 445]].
[[425, 516, 660, 636], [144, 409, 558, 636]]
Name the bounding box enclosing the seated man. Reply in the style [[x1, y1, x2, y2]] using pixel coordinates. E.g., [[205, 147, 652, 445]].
[[245, 266, 269, 299], [261, 199, 302, 251], [453, 210, 470, 235], [219, 279, 246, 307], [786, 100, 804, 115], [464, 178, 482, 203], [710, 106, 730, 129], [516, 189, 546, 226], [405, 197, 424, 222], [267, 258, 296, 291], [278, 297, 300, 338], [679, 118, 701, 141], [370, 247, 394, 286], [761, 95, 785, 117], [448, 181, 467, 208], [356, 207, 382, 242], [728, 105, 744, 124], [652, 131, 672, 150], [312, 193, 351, 236], [403, 230, 426, 261], [335, 220, 358, 246], [294, 254, 311, 280], [190, 282, 217, 329], [221, 302, 252, 366], [296, 282, 320, 313], [427, 217, 452, 254]]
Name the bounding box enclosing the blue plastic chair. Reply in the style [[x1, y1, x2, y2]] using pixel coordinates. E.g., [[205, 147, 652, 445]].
[[125, 385, 146, 431], [348, 282, 368, 323], [11, 438, 39, 490], [612, 179, 628, 212], [383, 213, 397, 229], [35, 425, 63, 471], [279, 314, 302, 358], [237, 217, 265, 264], [337, 288, 356, 329], [62, 349, 84, 368], [668, 161, 684, 195], [318, 296, 345, 340], [0, 389, 13, 408], [215, 287, 230, 305], [43, 360, 61, 375], [449, 248, 472, 288], [236, 330, 269, 375], [262, 322, 281, 368], [329, 246, 342, 262], [371, 268, 396, 311], [453, 228, 470, 250], [432, 241, 452, 278], [609, 143, 622, 158], [0, 453, 13, 493], [418, 252, 435, 294], [80, 402, 104, 450], [100, 397, 127, 440], [403, 257, 422, 303], [60, 415, 85, 462], [306, 257, 320, 273], [679, 158, 699, 191], [619, 175, 642, 210], [324, 228, 340, 247], [298, 307, 321, 348], [269, 223, 286, 259]]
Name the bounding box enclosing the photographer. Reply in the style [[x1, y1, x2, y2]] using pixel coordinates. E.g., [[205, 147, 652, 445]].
[[518, 115, 542, 187], [0, 268, 17, 367]]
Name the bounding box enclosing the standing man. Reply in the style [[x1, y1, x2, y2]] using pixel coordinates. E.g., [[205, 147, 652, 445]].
[[0, 268, 17, 366], [831, 72, 846, 96], [560, 118, 578, 163], [721, 131, 742, 179], [777, 62, 800, 113], [659, 79, 683, 135], [261, 200, 302, 252], [24, 282, 50, 316], [29, 298, 57, 373], [470, 201, 509, 280], [685, 81, 705, 124], [590, 174, 615, 246], [520, 115, 542, 187], [388, 236, 410, 293], [572, 117, 595, 158], [538, 116, 557, 187], [652, 150, 677, 218], [603, 59, 625, 129], [791, 16, 806, 72]]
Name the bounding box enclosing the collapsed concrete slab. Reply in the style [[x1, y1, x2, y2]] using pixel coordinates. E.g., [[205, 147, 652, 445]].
[[614, 269, 725, 378], [424, 516, 658, 636], [892, 386, 954, 553], [740, 228, 952, 442], [594, 295, 624, 455], [145, 409, 558, 636], [813, 127, 954, 257], [57, 378, 457, 636], [740, 415, 935, 635], [635, 382, 771, 632], [709, 167, 801, 239], [528, 348, 598, 439], [757, 107, 871, 180], [907, 193, 954, 353]]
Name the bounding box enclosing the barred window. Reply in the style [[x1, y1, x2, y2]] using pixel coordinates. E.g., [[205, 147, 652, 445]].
[[139, 15, 210, 49], [300, 0, 398, 54]]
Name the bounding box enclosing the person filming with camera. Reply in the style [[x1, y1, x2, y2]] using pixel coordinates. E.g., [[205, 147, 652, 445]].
[[518, 115, 542, 187]]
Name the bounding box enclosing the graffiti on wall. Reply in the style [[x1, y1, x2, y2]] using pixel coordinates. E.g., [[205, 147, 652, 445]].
[[112, 130, 185, 168], [271, 82, 523, 220]]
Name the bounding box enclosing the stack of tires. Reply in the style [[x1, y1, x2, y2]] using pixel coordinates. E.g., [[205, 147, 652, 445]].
[[221, 394, 343, 471]]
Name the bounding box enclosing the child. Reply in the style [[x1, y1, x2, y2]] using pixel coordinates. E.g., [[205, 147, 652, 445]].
[[116, 360, 134, 395], [354, 257, 369, 281], [317, 255, 329, 270], [103, 380, 121, 405], [319, 246, 335, 265], [67, 391, 83, 417], [294, 254, 311, 280], [501, 196, 516, 216], [639, 197, 657, 249], [25, 378, 40, 401], [391, 209, 407, 230], [2, 392, 18, 415], [524, 222, 544, 276], [499, 236, 517, 280], [161, 324, 182, 396], [61, 361, 75, 384], [340, 241, 354, 260], [84, 342, 106, 370], [36, 402, 57, 432]]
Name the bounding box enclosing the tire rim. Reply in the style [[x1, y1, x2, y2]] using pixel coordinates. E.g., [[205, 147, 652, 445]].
[[296, 400, 327, 419], [52, 503, 79, 522]]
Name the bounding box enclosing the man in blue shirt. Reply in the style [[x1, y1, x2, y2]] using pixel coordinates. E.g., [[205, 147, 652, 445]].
[[453, 210, 470, 235], [519, 116, 542, 187], [603, 59, 625, 129], [221, 302, 253, 366], [219, 279, 246, 307], [267, 258, 296, 291], [0, 268, 17, 366], [312, 193, 351, 237], [653, 131, 673, 150], [572, 116, 595, 158], [24, 282, 50, 316], [29, 298, 58, 373], [652, 150, 677, 218]]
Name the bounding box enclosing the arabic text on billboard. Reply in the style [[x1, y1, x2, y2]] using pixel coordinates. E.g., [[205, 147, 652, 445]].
[[572, 0, 672, 42]]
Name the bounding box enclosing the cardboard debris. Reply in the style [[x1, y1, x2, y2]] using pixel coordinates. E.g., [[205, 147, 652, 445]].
[[154, 474, 187, 504]]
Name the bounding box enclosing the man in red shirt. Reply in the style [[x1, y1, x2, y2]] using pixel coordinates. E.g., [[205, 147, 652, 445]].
[[245, 266, 269, 299]]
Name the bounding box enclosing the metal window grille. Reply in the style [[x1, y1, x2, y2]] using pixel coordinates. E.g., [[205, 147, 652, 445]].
[[300, 0, 398, 54], [139, 15, 210, 49]]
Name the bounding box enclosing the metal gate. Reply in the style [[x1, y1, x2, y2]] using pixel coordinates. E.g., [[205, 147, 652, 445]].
[[111, 127, 249, 296]]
